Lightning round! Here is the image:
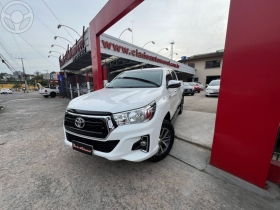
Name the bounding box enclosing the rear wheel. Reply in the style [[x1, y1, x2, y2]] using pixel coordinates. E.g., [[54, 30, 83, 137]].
[[43, 95, 49, 98], [50, 92, 56, 98], [149, 120, 175, 162]]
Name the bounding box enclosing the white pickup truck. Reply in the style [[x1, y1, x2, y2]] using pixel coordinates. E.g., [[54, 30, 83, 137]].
[[38, 83, 60, 98], [63, 68, 184, 162]]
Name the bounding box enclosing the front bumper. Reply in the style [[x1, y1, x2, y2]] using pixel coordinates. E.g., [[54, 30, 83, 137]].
[[64, 117, 162, 162], [205, 89, 219, 96], [183, 89, 194, 95]]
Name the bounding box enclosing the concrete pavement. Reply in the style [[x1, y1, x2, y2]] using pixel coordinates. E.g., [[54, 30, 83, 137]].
[[174, 110, 215, 150], [1, 92, 280, 209]]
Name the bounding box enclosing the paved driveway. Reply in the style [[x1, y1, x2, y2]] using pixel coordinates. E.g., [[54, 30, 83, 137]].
[[1, 92, 279, 209]]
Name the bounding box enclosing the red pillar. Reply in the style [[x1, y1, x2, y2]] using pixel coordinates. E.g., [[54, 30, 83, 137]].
[[210, 0, 280, 188], [89, 0, 144, 91]]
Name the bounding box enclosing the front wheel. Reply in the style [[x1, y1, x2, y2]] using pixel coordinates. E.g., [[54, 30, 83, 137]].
[[149, 120, 175, 162]]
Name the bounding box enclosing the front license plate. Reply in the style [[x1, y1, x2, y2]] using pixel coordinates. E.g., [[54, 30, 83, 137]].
[[72, 140, 93, 156]]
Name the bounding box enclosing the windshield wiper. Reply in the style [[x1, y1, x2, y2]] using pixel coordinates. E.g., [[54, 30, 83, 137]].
[[120, 77, 160, 87]]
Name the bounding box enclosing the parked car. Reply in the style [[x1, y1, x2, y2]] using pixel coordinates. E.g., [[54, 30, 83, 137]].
[[195, 82, 204, 91], [0, 88, 13, 94], [63, 68, 184, 162], [205, 79, 220, 97], [188, 82, 201, 93], [183, 82, 195, 95]]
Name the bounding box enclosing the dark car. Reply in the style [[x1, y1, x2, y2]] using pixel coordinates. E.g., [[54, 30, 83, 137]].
[[183, 82, 195, 96], [188, 82, 201, 93]]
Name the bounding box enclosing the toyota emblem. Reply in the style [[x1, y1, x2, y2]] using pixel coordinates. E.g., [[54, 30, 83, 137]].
[[75, 117, 85, 128]]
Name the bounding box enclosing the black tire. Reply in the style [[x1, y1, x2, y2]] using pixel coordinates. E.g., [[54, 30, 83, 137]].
[[149, 120, 175, 162], [43, 95, 49, 98], [191, 93, 194, 95], [205, 95, 208, 97], [50, 92, 56, 98], [178, 97, 184, 115], [198, 91, 200, 93]]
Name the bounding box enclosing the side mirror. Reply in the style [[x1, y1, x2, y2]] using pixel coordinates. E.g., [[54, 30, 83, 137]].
[[167, 80, 181, 88]]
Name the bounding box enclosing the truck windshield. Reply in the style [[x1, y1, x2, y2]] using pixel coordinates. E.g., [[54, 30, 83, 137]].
[[108, 70, 163, 88]]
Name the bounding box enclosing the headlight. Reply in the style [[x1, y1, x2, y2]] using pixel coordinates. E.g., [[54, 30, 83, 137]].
[[113, 101, 156, 126]]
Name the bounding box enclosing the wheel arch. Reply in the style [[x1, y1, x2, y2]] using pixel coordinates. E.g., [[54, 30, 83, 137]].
[[164, 112, 171, 122]]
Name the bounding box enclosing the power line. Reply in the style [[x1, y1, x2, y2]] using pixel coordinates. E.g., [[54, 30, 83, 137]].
[[34, 15, 68, 46], [0, 53, 18, 73], [17, 34, 57, 69], [41, 0, 76, 42], [0, 37, 22, 71], [0, 2, 22, 70]]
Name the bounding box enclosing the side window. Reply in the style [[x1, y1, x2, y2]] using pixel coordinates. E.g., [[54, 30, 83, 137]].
[[166, 70, 172, 86], [170, 70, 177, 80]]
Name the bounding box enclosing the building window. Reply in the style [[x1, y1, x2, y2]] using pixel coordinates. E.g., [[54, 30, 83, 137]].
[[205, 60, 221, 68], [188, 63, 195, 68]]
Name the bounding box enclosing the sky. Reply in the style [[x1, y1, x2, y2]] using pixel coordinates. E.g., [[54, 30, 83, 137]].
[[0, 0, 230, 75]]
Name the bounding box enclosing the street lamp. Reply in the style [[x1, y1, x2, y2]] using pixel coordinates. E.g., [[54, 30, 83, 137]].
[[57, 24, 81, 37], [49, 51, 61, 55], [48, 55, 59, 59], [51, 44, 66, 50], [143, 41, 155, 48], [119, 28, 132, 39], [157, 47, 168, 54], [54, 36, 73, 45]]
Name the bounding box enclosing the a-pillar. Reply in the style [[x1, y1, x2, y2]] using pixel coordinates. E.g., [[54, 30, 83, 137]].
[[210, 0, 280, 188]]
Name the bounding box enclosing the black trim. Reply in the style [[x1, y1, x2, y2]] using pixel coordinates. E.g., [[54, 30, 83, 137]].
[[131, 135, 150, 152], [66, 133, 119, 153]]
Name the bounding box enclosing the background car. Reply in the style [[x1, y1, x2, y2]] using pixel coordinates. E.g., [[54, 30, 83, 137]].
[[195, 82, 204, 91], [183, 82, 195, 95], [188, 82, 201, 93], [0, 88, 13, 94], [205, 79, 220, 97]]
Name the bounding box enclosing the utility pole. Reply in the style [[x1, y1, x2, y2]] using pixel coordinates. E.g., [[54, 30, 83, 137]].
[[170, 41, 174, 60], [16, 58, 29, 93]]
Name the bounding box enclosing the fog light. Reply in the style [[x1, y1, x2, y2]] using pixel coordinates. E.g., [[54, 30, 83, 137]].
[[140, 141, 147, 147], [132, 135, 150, 153]]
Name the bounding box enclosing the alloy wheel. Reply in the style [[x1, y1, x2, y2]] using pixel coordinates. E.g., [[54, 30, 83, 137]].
[[157, 127, 171, 156]]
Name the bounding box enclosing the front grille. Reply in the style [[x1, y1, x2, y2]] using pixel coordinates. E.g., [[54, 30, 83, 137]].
[[66, 132, 119, 153], [64, 112, 109, 139]]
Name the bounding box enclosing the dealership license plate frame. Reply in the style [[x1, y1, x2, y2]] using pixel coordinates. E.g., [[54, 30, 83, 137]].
[[72, 140, 93, 156]]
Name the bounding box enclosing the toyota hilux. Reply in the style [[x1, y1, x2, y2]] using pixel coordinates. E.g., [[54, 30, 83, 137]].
[[63, 68, 184, 162]]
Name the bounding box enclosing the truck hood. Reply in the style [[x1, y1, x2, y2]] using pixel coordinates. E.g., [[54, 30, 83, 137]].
[[67, 88, 162, 113]]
